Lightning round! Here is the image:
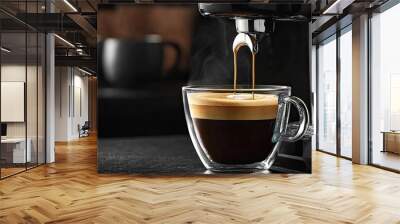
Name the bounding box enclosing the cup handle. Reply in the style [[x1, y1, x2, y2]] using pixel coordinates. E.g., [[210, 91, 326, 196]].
[[279, 96, 310, 142], [162, 41, 181, 74]]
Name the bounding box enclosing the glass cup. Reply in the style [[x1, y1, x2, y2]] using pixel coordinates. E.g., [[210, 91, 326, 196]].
[[182, 85, 310, 172]]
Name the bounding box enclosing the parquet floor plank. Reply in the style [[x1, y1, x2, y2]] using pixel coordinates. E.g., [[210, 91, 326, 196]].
[[1, 135, 400, 223]]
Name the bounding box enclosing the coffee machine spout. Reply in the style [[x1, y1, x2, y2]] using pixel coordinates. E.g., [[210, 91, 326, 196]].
[[232, 33, 258, 54], [235, 18, 275, 35]]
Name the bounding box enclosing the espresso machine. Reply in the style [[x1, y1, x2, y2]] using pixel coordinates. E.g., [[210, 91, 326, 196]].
[[191, 3, 314, 172]]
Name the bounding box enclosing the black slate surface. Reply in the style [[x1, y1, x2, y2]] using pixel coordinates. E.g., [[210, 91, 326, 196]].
[[98, 135, 204, 173], [98, 135, 302, 174]]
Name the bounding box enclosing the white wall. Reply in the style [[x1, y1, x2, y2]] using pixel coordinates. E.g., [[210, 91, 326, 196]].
[[55, 66, 70, 141], [1, 82, 25, 122], [1, 65, 27, 140], [55, 67, 89, 141], [72, 73, 89, 138], [1, 63, 46, 164], [1, 65, 39, 138]]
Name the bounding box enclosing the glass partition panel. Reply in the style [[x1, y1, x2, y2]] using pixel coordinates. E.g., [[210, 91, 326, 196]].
[[339, 28, 352, 158], [1, 31, 27, 178], [0, 1, 46, 179], [371, 3, 400, 171], [317, 36, 337, 154], [27, 31, 38, 169]]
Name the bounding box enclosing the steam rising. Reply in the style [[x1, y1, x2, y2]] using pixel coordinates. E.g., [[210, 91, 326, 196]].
[[189, 18, 252, 86]]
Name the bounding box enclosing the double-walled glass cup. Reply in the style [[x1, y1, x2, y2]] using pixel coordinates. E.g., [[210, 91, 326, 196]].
[[183, 85, 310, 172]]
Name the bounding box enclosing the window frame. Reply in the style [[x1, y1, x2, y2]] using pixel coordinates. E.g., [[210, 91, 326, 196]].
[[0, 0, 48, 180], [315, 23, 353, 161], [367, 0, 400, 173]]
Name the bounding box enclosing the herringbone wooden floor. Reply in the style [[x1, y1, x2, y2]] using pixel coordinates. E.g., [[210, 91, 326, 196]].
[[1, 135, 400, 224]]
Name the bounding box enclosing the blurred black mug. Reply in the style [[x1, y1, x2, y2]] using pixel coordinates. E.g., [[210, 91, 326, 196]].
[[101, 35, 181, 88]]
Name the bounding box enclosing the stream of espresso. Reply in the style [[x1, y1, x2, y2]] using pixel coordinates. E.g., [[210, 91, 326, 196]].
[[233, 49, 256, 99]]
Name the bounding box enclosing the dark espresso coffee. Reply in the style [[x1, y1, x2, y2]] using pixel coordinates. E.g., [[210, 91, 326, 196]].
[[188, 92, 278, 164]]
